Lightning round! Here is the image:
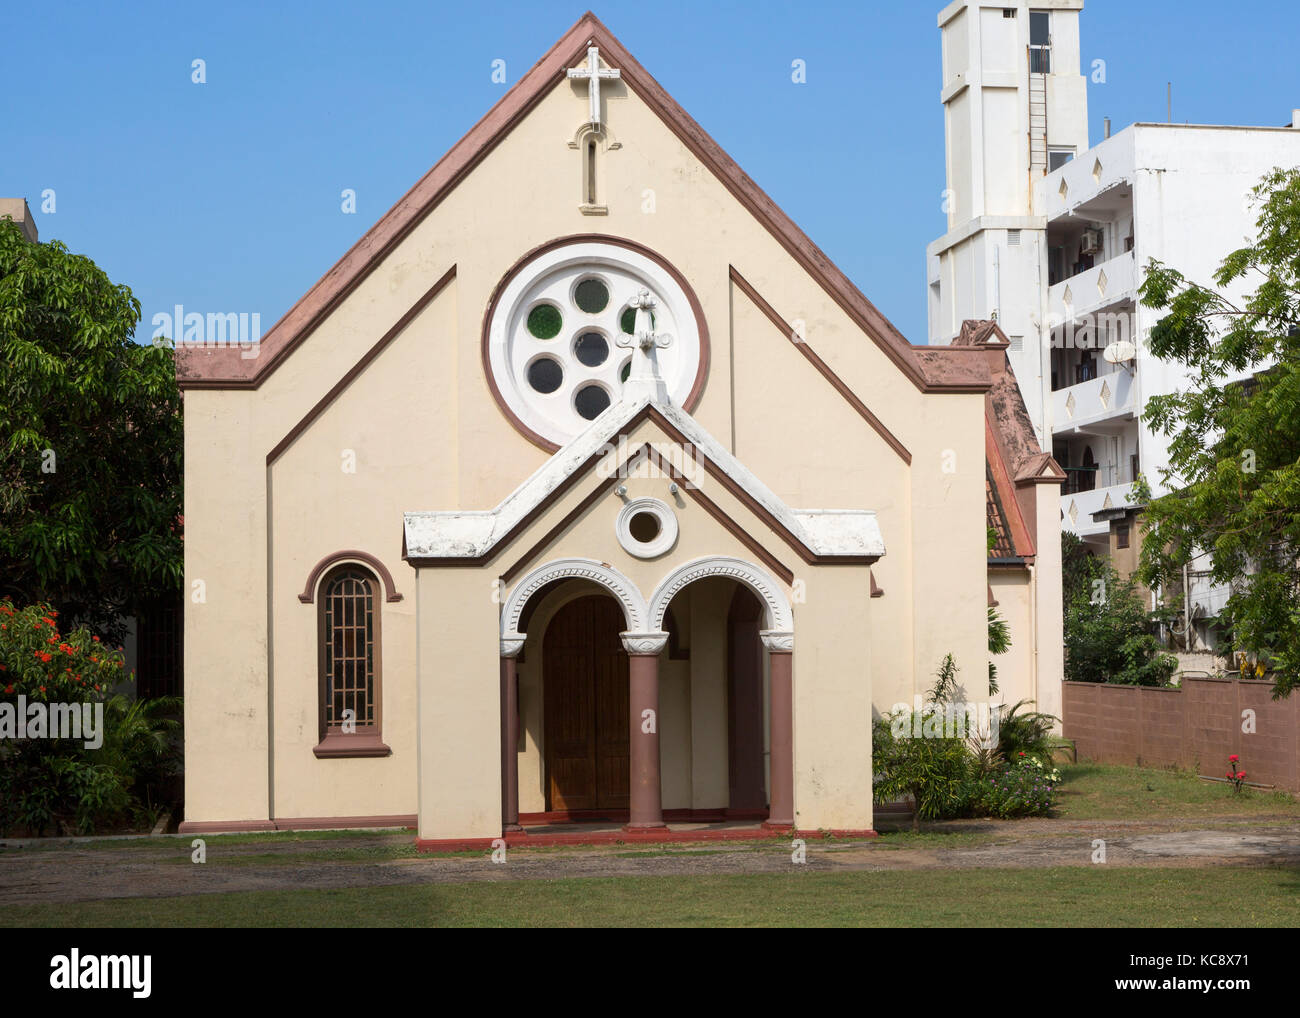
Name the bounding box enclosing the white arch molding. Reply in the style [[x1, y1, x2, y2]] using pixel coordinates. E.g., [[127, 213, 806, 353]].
[[499, 557, 648, 644], [647, 556, 794, 633]]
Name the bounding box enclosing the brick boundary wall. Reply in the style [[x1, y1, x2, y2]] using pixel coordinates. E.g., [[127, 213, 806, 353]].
[[1062, 678, 1300, 793]]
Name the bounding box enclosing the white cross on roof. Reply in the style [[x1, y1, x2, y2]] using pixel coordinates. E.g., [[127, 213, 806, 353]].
[[566, 45, 620, 129]]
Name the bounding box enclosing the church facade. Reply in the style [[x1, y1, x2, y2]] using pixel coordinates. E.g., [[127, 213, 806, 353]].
[[175, 14, 1064, 846]]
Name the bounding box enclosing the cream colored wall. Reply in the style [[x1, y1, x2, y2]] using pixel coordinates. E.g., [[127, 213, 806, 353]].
[[414, 566, 501, 841], [1030, 483, 1065, 729], [183, 67, 989, 829], [989, 570, 1033, 710]]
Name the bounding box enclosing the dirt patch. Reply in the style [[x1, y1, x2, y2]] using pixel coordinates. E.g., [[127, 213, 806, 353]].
[[2, 815, 1298, 906]]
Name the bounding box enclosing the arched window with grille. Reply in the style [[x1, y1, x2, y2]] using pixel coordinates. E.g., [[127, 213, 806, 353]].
[[313, 563, 390, 758]]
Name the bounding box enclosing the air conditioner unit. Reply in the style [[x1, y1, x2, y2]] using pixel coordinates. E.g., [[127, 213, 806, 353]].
[[1080, 228, 1104, 255]]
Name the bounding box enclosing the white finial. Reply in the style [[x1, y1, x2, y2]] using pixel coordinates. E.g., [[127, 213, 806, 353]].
[[566, 45, 620, 129], [617, 288, 672, 403]]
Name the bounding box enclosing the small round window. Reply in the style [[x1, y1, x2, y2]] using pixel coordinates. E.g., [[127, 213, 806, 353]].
[[574, 278, 609, 314], [527, 304, 562, 339], [574, 383, 611, 421], [615, 498, 678, 559], [574, 332, 609, 367], [628, 511, 661, 543], [527, 357, 563, 394]]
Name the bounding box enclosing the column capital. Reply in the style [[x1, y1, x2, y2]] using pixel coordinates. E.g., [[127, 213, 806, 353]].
[[620, 631, 669, 656], [500, 633, 526, 658], [760, 630, 794, 653]]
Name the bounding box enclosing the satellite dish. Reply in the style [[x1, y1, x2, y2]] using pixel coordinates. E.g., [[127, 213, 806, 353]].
[[1102, 340, 1137, 364]]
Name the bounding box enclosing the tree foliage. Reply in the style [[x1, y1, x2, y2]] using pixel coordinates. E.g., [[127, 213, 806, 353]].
[[1136, 167, 1300, 698], [0, 219, 182, 639], [1061, 533, 1177, 686]]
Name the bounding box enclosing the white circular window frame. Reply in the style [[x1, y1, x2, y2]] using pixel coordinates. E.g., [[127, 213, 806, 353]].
[[616, 497, 678, 559], [487, 241, 703, 448]]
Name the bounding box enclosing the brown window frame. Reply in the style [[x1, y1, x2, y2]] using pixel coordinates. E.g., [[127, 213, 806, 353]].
[[313, 562, 391, 759]]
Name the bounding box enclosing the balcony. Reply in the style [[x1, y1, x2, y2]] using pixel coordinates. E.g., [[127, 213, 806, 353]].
[[1052, 369, 1136, 434], [1048, 250, 1137, 324], [1062, 482, 1138, 538]]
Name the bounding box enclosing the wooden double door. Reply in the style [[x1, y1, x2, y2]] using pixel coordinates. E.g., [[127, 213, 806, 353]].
[[543, 595, 629, 811]]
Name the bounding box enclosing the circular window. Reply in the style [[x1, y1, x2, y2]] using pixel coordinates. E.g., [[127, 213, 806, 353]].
[[527, 304, 562, 339], [574, 278, 610, 314], [574, 383, 611, 421], [574, 331, 609, 367], [527, 357, 563, 394], [616, 498, 678, 559], [628, 511, 661, 543], [485, 240, 707, 447]]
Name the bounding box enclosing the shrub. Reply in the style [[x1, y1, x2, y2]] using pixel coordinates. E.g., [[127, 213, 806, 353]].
[[995, 700, 1059, 764], [962, 755, 1060, 818], [0, 599, 179, 835], [874, 655, 976, 830]]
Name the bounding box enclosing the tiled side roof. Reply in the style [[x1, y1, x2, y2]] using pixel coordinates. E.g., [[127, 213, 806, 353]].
[[986, 467, 1018, 559]]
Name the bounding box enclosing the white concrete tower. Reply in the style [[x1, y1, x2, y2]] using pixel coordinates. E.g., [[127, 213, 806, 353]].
[[926, 1, 1089, 441]]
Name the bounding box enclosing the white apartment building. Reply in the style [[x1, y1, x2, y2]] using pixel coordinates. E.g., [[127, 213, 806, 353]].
[[1038, 120, 1300, 549], [926, 1, 1300, 646]]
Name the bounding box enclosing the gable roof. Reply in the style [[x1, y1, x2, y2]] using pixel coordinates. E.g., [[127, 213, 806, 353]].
[[176, 12, 988, 395], [953, 320, 1067, 565], [403, 393, 885, 569]]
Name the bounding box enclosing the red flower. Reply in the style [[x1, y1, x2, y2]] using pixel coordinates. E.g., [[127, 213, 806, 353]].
[[39, 685, 46, 693], [1238, 772, 1246, 780], [92, 636, 99, 642], [1229, 754, 1239, 763], [1227, 771, 1234, 779], [3, 684, 12, 694]]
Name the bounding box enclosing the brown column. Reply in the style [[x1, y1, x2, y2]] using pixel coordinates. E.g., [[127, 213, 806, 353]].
[[500, 637, 525, 833], [761, 632, 794, 831], [621, 632, 669, 831]]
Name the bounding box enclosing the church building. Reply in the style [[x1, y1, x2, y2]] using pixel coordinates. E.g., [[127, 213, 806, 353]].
[[175, 13, 1064, 846]]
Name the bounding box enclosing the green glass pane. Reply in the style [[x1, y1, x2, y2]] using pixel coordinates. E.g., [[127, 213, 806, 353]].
[[527, 304, 562, 339]]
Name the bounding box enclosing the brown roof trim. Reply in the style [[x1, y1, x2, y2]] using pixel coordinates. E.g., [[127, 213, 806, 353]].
[[267, 266, 456, 466], [496, 442, 795, 585], [298, 550, 404, 604], [642, 444, 795, 583], [406, 402, 877, 570], [498, 443, 649, 584], [985, 421, 1036, 562], [483, 234, 711, 453], [176, 11, 984, 394], [729, 267, 912, 465]]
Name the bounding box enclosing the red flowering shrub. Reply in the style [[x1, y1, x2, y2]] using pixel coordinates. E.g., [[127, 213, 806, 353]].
[[0, 599, 178, 835]]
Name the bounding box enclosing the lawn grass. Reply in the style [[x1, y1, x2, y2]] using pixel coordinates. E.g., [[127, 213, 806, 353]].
[[1055, 762, 1300, 821], [3, 866, 1297, 928]]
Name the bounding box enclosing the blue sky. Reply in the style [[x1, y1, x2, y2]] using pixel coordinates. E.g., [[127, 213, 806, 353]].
[[4, 0, 1297, 346]]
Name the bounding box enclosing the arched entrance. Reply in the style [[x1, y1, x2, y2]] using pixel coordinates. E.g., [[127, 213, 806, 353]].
[[542, 594, 629, 812]]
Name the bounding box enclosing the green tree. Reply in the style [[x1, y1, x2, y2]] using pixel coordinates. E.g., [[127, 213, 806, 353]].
[[1061, 533, 1176, 686], [1136, 167, 1300, 698], [0, 219, 182, 640]]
